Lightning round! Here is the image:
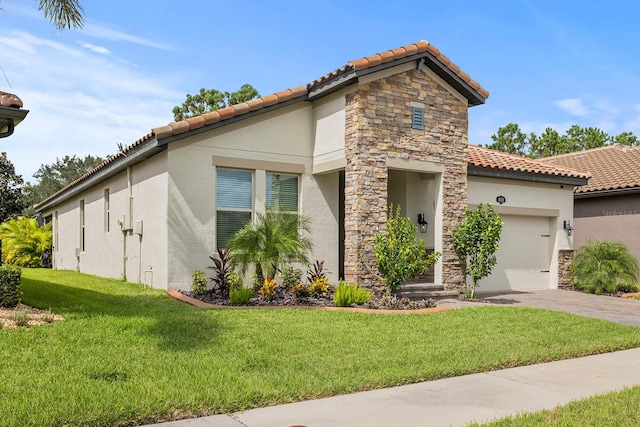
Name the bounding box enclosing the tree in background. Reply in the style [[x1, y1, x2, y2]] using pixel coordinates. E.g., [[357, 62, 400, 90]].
[[0, 152, 26, 223], [452, 203, 503, 299], [486, 123, 639, 158], [172, 84, 260, 121], [22, 154, 104, 216], [0, 217, 52, 267]]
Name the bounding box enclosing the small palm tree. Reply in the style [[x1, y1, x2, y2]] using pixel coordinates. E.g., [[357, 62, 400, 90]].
[[570, 240, 639, 294], [0, 217, 52, 267], [228, 208, 313, 282]]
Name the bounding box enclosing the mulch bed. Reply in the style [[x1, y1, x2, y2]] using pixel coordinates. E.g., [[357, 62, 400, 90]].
[[170, 289, 449, 314], [0, 303, 64, 329]]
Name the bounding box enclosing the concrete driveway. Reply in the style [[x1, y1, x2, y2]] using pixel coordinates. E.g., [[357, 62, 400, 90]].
[[471, 289, 640, 327]]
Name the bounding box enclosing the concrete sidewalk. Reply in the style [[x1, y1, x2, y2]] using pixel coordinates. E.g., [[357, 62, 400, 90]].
[[144, 348, 640, 427]]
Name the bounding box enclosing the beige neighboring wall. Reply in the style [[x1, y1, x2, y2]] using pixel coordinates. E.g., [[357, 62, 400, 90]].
[[46, 152, 169, 288], [166, 102, 340, 290], [468, 176, 575, 290]]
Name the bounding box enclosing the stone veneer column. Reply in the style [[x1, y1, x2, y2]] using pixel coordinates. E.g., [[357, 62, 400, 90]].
[[343, 69, 469, 292], [557, 249, 574, 289]]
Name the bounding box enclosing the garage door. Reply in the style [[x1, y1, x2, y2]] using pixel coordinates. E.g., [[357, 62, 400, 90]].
[[478, 215, 552, 293]]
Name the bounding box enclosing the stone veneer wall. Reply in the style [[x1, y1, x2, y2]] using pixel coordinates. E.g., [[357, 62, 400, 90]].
[[558, 249, 574, 289], [343, 68, 469, 291]]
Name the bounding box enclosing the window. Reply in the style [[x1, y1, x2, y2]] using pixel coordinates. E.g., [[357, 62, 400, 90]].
[[79, 200, 85, 252], [216, 168, 252, 248], [104, 189, 110, 233], [266, 173, 299, 211]]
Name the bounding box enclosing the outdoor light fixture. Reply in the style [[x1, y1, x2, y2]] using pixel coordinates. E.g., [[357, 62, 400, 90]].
[[563, 220, 573, 236], [496, 195, 506, 205], [417, 213, 428, 233]]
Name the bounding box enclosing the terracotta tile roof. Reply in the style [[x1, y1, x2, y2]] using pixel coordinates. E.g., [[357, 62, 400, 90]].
[[545, 144, 640, 194], [153, 40, 489, 140], [468, 145, 590, 181], [0, 91, 23, 108]]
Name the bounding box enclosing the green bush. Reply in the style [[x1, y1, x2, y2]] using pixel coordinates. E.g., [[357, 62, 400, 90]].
[[374, 204, 441, 292], [334, 280, 371, 307], [0, 217, 52, 267], [570, 240, 639, 294], [280, 266, 303, 290], [191, 270, 208, 295], [229, 287, 253, 305], [0, 264, 22, 307]]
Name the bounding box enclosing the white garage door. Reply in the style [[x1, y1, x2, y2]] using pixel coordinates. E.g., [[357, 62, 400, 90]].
[[478, 215, 552, 293]]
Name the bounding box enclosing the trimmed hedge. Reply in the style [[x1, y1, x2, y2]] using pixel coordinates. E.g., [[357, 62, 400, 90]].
[[0, 264, 22, 307]]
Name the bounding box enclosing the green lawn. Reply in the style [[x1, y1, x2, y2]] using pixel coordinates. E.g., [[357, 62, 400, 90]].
[[474, 386, 640, 426], [3, 269, 640, 426]]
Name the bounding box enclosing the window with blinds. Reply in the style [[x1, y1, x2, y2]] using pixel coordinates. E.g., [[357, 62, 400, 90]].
[[216, 168, 253, 248], [266, 173, 299, 212]]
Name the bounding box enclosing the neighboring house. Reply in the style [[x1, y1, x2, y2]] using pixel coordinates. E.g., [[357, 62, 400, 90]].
[[545, 144, 640, 262], [34, 40, 589, 294], [0, 91, 28, 138]]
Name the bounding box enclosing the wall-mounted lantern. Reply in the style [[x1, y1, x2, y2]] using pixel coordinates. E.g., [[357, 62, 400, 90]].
[[563, 220, 573, 236], [417, 213, 428, 233], [496, 195, 506, 205]]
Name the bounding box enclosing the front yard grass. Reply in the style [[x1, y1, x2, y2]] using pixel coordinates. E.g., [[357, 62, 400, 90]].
[[474, 385, 640, 426], [3, 269, 640, 426]]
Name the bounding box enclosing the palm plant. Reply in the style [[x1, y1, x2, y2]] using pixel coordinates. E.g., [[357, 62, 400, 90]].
[[228, 208, 313, 282], [0, 217, 52, 267], [570, 240, 639, 294]]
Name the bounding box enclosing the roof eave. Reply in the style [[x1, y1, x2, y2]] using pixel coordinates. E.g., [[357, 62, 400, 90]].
[[308, 54, 487, 106], [468, 166, 589, 186], [35, 137, 165, 212], [575, 186, 640, 199], [0, 106, 29, 138]]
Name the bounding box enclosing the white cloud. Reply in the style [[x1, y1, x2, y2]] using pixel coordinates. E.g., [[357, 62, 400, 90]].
[[555, 98, 589, 116], [0, 29, 182, 179], [82, 23, 173, 51], [78, 41, 111, 55]]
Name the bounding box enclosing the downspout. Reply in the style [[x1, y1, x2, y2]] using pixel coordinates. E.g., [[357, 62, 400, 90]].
[[122, 166, 133, 281]]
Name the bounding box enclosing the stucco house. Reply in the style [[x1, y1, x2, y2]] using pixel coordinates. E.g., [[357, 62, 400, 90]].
[[34, 40, 589, 294], [545, 144, 640, 262]]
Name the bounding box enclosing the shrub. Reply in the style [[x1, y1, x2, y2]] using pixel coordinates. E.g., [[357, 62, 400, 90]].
[[280, 266, 303, 290], [365, 294, 435, 310], [191, 270, 208, 295], [258, 277, 278, 301], [12, 310, 29, 327], [570, 240, 639, 294], [451, 203, 503, 299], [0, 264, 21, 308], [308, 277, 329, 297], [334, 280, 371, 307], [291, 283, 311, 298], [0, 217, 52, 267], [208, 247, 233, 298], [374, 204, 441, 293], [229, 287, 254, 305], [229, 208, 313, 282], [227, 271, 242, 290], [306, 260, 328, 283]]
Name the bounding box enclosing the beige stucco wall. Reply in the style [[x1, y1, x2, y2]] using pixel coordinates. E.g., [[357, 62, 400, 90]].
[[46, 152, 169, 287], [312, 88, 347, 173], [468, 176, 575, 290], [166, 102, 340, 290]]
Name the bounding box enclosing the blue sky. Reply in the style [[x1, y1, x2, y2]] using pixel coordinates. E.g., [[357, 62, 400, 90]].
[[1, 0, 639, 180]]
